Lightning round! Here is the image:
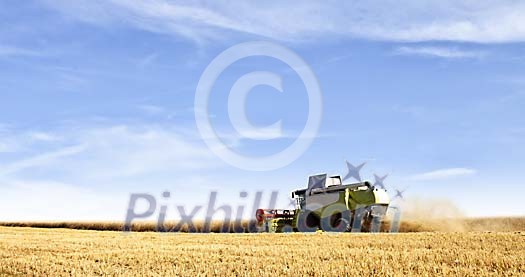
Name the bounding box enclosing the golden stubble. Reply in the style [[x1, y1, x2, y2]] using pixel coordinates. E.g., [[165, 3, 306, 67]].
[[0, 227, 524, 276]]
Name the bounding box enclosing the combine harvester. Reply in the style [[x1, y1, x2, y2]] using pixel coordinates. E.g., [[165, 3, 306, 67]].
[[256, 174, 390, 232]]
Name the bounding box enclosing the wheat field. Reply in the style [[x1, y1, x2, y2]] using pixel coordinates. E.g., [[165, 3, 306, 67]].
[[1, 226, 524, 276]]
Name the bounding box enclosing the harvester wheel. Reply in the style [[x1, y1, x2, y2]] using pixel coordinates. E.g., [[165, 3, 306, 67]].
[[360, 213, 374, 232], [297, 210, 319, 232], [335, 217, 351, 232], [328, 213, 350, 232]]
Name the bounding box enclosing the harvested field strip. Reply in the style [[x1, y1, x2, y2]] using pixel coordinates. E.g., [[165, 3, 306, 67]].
[[0, 227, 524, 276]]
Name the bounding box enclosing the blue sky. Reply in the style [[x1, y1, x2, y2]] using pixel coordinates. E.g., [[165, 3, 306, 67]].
[[1, 1, 525, 220]]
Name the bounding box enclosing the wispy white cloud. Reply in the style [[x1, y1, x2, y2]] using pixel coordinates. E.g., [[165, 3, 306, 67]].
[[0, 176, 289, 220], [0, 129, 62, 153], [189, 106, 216, 119], [136, 53, 159, 68], [0, 121, 236, 221], [28, 131, 61, 142], [42, 0, 525, 43], [499, 91, 525, 103], [408, 168, 477, 181], [0, 179, 126, 221], [391, 105, 426, 118], [138, 104, 168, 115], [0, 137, 19, 153], [0, 141, 15, 153], [0, 45, 42, 57], [394, 46, 486, 59], [0, 145, 87, 176], [0, 124, 220, 181], [74, 125, 219, 177]]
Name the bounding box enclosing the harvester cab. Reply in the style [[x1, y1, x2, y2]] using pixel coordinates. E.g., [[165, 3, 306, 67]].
[[256, 174, 390, 232]]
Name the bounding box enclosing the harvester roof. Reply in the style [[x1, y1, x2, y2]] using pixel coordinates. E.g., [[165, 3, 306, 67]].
[[292, 173, 372, 198]]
